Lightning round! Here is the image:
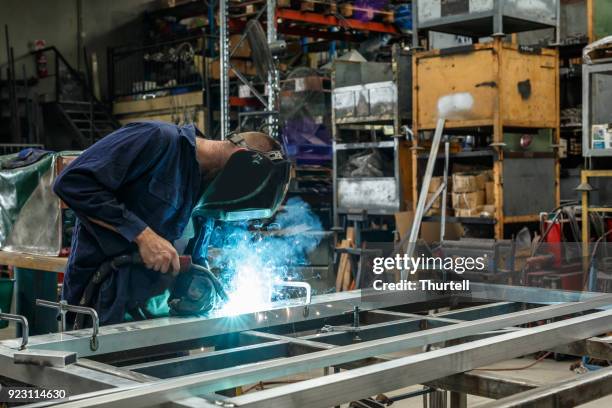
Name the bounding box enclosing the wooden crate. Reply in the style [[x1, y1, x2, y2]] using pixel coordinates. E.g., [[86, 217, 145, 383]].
[[413, 41, 559, 131], [412, 39, 560, 239]]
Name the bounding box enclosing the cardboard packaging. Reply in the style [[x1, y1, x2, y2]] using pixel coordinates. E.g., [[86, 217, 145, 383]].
[[452, 190, 485, 209], [480, 205, 496, 217], [485, 181, 494, 204], [454, 206, 484, 217], [426, 192, 442, 209]]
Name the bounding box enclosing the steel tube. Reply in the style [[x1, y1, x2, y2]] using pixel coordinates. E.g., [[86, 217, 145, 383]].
[[0, 289, 441, 357], [228, 309, 612, 408], [40, 295, 612, 408], [478, 366, 612, 408]]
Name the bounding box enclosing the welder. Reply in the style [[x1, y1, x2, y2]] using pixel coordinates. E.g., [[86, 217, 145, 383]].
[[53, 121, 290, 326]]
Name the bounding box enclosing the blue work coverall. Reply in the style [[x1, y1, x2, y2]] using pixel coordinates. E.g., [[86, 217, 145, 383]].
[[53, 121, 203, 325]]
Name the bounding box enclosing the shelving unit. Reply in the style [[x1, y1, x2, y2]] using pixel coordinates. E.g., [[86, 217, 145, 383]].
[[582, 58, 612, 157], [412, 38, 561, 239], [331, 45, 412, 225]]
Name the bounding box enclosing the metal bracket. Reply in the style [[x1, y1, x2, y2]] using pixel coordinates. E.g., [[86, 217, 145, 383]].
[[36, 299, 99, 351], [319, 306, 362, 341], [0, 311, 28, 350]]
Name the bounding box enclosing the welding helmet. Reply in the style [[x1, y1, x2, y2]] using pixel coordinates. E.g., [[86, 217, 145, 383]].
[[191, 133, 291, 222]]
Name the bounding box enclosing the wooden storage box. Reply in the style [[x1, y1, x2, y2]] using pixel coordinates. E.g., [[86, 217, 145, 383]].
[[413, 42, 559, 130]]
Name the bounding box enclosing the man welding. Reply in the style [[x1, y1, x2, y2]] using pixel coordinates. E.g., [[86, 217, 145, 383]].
[[53, 121, 290, 326]]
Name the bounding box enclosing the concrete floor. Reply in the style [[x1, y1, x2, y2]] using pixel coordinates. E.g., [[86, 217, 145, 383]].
[[2, 325, 611, 407]]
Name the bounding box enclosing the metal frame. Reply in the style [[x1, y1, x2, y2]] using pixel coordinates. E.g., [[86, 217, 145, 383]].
[[412, 0, 560, 47], [582, 61, 612, 157], [1, 283, 611, 407], [219, 1, 279, 140]]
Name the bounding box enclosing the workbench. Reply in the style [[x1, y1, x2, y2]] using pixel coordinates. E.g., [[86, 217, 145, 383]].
[[0, 250, 67, 336]]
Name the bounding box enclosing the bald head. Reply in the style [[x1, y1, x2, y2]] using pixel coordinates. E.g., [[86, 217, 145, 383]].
[[195, 131, 283, 174], [237, 131, 282, 153]]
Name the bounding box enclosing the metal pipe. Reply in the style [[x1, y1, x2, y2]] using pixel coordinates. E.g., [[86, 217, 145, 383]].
[[403, 118, 445, 279], [34, 295, 612, 408], [0, 312, 28, 350], [440, 140, 450, 242]]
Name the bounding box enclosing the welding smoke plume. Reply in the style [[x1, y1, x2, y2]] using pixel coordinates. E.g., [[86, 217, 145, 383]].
[[207, 197, 322, 314]]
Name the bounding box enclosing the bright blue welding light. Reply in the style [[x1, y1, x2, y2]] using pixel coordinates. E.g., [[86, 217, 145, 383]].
[[208, 198, 323, 315]]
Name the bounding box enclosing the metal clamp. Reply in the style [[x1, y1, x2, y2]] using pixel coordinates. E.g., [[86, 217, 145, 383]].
[[36, 299, 99, 351], [0, 310, 29, 350], [273, 281, 312, 317], [319, 306, 362, 341]]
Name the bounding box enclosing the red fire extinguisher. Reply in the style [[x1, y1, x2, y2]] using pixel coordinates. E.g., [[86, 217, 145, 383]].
[[33, 39, 48, 78]]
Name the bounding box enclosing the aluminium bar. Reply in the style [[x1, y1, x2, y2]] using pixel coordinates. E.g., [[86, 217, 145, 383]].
[[403, 117, 446, 279], [551, 335, 612, 360], [467, 282, 603, 304], [477, 365, 612, 408], [42, 295, 612, 408], [0, 289, 441, 357], [226, 309, 612, 408]]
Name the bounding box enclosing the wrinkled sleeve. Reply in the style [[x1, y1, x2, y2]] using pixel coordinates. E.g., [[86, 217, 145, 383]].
[[53, 123, 170, 242]]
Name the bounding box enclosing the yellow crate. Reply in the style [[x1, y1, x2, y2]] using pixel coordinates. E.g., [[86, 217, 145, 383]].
[[413, 41, 559, 131]]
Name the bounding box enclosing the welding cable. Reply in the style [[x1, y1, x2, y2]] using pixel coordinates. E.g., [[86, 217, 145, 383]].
[[582, 228, 612, 290], [520, 202, 579, 282], [472, 351, 552, 372], [189, 263, 230, 302], [74, 253, 145, 329]]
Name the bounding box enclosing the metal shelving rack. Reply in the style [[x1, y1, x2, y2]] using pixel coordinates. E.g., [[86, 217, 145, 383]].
[[331, 45, 412, 226], [582, 58, 612, 157], [219, 0, 280, 139], [218, 1, 410, 140]]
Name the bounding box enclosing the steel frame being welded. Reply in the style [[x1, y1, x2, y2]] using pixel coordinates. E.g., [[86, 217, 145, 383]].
[[1, 282, 612, 408]]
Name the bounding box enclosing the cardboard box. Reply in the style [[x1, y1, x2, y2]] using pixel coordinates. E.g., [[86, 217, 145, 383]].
[[229, 34, 252, 58], [208, 59, 257, 80], [452, 190, 485, 209], [452, 173, 479, 193], [454, 206, 484, 217], [395, 211, 463, 244], [480, 205, 496, 217], [426, 192, 441, 209], [474, 172, 489, 190], [485, 181, 494, 204], [428, 176, 443, 193], [425, 207, 441, 216]]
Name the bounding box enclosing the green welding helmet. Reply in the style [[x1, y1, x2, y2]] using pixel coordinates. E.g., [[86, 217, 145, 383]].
[[192, 134, 291, 222]]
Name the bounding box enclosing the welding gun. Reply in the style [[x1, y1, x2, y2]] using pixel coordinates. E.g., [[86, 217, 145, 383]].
[[76, 253, 228, 328]]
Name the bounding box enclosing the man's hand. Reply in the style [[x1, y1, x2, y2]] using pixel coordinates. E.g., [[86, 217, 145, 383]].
[[135, 227, 180, 274]]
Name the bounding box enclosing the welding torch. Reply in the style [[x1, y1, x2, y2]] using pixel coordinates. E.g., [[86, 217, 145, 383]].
[[75, 253, 228, 328]]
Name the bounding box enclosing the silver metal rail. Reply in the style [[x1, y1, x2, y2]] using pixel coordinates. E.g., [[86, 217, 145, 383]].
[[16, 293, 612, 408], [478, 365, 612, 408], [225, 310, 612, 408]]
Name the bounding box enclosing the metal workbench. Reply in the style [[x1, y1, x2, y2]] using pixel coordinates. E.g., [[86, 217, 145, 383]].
[[1, 283, 611, 407]]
